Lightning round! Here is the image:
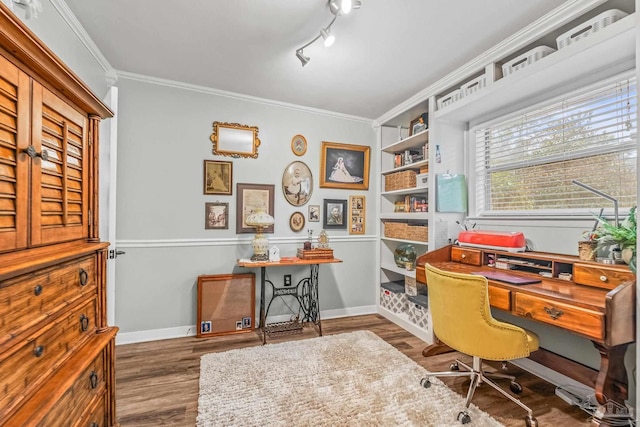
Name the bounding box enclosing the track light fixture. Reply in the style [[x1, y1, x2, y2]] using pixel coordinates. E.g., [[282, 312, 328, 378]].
[[294, 0, 362, 67]]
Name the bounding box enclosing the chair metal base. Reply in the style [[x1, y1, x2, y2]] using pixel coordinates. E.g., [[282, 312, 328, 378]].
[[421, 356, 537, 426]]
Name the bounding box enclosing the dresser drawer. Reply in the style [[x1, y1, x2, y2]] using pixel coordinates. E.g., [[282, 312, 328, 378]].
[[488, 286, 511, 311], [451, 247, 482, 266], [0, 255, 96, 349], [514, 293, 603, 340], [37, 348, 106, 427], [573, 263, 635, 290], [0, 297, 97, 417], [83, 393, 107, 427]]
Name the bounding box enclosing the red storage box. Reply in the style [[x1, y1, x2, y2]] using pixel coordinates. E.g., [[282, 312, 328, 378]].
[[458, 230, 526, 252]]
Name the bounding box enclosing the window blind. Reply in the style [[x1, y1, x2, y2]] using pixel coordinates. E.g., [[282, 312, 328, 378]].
[[474, 75, 637, 216]]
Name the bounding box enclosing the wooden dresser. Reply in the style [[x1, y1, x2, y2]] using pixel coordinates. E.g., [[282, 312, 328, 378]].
[[417, 245, 635, 406], [0, 4, 117, 426]]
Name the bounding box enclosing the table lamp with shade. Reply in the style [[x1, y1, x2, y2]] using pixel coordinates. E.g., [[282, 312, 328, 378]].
[[245, 208, 275, 261]]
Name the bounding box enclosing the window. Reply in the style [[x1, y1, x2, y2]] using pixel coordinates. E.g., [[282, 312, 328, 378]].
[[473, 74, 637, 216]]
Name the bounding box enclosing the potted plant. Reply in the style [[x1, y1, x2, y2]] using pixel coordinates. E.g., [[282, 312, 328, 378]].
[[592, 206, 636, 273]]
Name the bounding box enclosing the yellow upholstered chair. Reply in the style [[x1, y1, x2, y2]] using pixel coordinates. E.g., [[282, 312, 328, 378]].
[[421, 264, 540, 426]]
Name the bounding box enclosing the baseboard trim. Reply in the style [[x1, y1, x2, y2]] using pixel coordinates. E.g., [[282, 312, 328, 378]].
[[115, 305, 377, 345]]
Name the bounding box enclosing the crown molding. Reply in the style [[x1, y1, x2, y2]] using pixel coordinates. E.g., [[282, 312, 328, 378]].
[[373, 0, 608, 126]]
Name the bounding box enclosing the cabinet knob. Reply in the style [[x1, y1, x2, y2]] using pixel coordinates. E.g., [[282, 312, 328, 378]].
[[22, 145, 49, 161], [461, 254, 466, 259], [33, 345, 44, 357], [89, 371, 99, 389], [34, 284, 43, 296], [600, 275, 608, 282], [79, 268, 89, 286], [80, 314, 90, 332]]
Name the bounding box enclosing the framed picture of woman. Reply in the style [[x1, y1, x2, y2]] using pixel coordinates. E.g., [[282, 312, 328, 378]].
[[320, 141, 370, 190]]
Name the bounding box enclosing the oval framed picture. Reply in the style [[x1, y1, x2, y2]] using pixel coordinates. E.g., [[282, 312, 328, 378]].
[[291, 134, 307, 156], [282, 161, 313, 206], [289, 211, 305, 232]]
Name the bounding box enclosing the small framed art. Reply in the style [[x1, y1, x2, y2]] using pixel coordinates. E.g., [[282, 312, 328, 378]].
[[323, 199, 347, 229], [289, 211, 305, 232], [291, 134, 307, 156], [236, 183, 275, 234], [205, 202, 229, 230], [308, 205, 320, 222], [349, 195, 365, 235], [204, 160, 232, 195]]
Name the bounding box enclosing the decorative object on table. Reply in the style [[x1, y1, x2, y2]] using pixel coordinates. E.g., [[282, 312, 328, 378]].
[[308, 204, 320, 222], [304, 229, 313, 250], [204, 160, 232, 195], [205, 202, 228, 230], [409, 112, 428, 136], [592, 206, 637, 272], [211, 121, 260, 159], [269, 246, 281, 262], [291, 134, 307, 156], [196, 273, 255, 337], [349, 195, 365, 235], [289, 211, 305, 232], [394, 243, 416, 269], [577, 240, 598, 261], [245, 208, 275, 261], [320, 141, 370, 190], [318, 230, 330, 248], [236, 183, 274, 234], [323, 199, 347, 229], [282, 161, 313, 206], [296, 247, 334, 260]]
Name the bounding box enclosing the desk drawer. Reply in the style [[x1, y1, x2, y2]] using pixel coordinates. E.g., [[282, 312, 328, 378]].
[[514, 293, 603, 340], [0, 255, 96, 349], [488, 286, 510, 311], [573, 264, 635, 290], [0, 296, 97, 417], [451, 247, 482, 266]]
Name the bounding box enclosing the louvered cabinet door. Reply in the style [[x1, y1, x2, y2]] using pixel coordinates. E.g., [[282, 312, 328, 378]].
[[30, 82, 89, 246], [0, 55, 29, 252]]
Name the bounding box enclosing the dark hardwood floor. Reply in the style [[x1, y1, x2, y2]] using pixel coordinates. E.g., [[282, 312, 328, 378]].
[[115, 314, 592, 426]]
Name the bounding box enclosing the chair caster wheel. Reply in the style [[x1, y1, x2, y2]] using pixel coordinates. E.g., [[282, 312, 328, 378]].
[[420, 377, 431, 389], [525, 416, 538, 427], [457, 411, 471, 424], [450, 362, 460, 371], [510, 381, 523, 394]]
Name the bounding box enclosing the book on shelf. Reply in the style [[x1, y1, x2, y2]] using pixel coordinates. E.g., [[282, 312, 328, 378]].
[[404, 195, 428, 213], [393, 150, 423, 168]]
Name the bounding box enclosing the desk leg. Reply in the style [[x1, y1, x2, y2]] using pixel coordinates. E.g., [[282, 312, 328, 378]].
[[310, 264, 322, 336], [592, 342, 629, 406], [260, 267, 266, 345]]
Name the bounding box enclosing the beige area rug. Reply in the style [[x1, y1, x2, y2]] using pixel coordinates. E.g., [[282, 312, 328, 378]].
[[196, 330, 505, 426]]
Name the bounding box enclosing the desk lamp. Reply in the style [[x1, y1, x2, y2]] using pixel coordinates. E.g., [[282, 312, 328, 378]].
[[246, 208, 274, 261]]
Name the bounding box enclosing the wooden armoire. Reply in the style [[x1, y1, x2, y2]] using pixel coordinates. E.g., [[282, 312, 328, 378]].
[[0, 4, 118, 426]]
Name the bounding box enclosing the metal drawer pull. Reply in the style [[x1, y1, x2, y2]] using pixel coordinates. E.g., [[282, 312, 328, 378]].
[[89, 371, 99, 389], [34, 284, 43, 296], [544, 306, 564, 320], [34, 345, 44, 357], [79, 268, 89, 286], [80, 314, 90, 331], [600, 275, 608, 282], [90, 423, 98, 427], [461, 254, 466, 259]]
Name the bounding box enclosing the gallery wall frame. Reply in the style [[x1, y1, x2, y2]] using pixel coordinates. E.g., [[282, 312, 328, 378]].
[[204, 160, 232, 195], [211, 121, 260, 159], [289, 211, 305, 232], [308, 204, 320, 222], [320, 141, 370, 190], [291, 134, 307, 156], [205, 202, 229, 230], [236, 183, 275, 234], [323, 198, 347, 229], [349, 195, 365, 235], [282, 161, 313, 207], [197, 273, 255, 337]]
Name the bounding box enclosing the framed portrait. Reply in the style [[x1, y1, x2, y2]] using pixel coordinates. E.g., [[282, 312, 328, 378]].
[[236, 183, 275, 234], [308, 204, 320, 222], [204, 160, 232, 195], [323, 199, 347, 229], [197, 273, 255, 337], [409, 112, 428, 136], [205, 202, 229, 230], [291, 134, 307, 156], [289, 211, 305, 232], [320, 141, 370, 190], [282, 161, 313, 207], [349, 195, 365, 235]]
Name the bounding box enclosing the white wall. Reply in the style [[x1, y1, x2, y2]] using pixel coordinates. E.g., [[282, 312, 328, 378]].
[[113, 75, 378, 340]]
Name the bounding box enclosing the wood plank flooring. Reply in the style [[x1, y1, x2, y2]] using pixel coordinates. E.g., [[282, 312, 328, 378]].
[[115, 314, 592, 426]]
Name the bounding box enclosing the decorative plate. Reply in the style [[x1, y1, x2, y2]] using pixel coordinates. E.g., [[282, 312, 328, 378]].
[[291, 134, 307, 156], [289, 212, 305, 232]]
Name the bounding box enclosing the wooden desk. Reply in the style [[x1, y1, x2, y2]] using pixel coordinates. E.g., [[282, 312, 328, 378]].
[[416, 245, 635, 407], [237, 257, 342, 344]]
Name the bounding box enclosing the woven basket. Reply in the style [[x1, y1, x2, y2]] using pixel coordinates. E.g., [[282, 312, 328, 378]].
[[384, 170, 417, 191], [408, 225, 428, 242], [384, 222, 409, 239]]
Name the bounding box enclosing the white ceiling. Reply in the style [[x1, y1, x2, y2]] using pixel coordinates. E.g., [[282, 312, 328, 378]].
[[63, 0, 568, 120]]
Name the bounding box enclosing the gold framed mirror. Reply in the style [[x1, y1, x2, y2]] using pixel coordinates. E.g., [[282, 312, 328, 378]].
[[211, 121, 261, 158]]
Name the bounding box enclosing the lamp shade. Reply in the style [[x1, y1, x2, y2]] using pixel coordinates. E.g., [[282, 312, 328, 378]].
[[246, 208, 274, 228]]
